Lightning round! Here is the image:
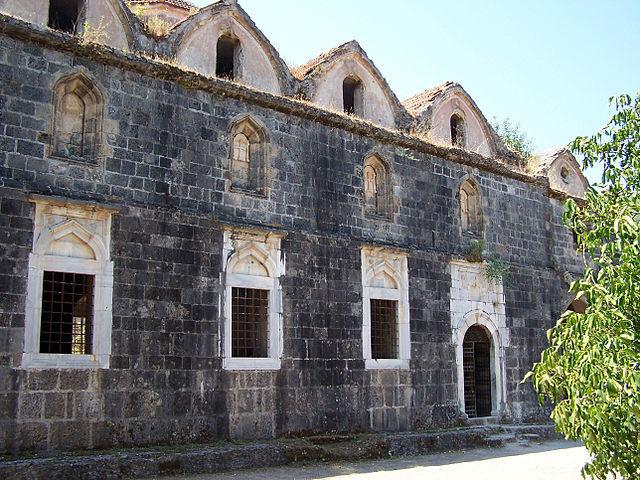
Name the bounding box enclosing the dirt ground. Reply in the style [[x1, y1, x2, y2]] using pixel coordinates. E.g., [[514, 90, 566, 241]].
[[149, 439, 589, 480]]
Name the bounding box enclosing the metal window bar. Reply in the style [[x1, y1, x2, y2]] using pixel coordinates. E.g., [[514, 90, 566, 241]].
[[463, 326, 492, 417], [231, 287, 269, 358], [40, 271, 94, 355], [370, 299, 398, 359]]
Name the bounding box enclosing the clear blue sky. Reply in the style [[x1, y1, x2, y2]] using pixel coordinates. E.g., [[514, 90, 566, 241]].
[[191, 0, 640, 184]]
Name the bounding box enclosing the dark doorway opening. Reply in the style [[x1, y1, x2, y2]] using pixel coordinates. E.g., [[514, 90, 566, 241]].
[[48, 0, 82, 33], [463, 325, 492, 417]]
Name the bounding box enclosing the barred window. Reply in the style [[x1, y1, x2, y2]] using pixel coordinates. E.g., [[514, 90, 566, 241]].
[[231, 287, 268, 358], [370, 299, 398, 359], [222, 229, 284, 370], [361, 247, 409, 370], [40, 271, 94, 355]]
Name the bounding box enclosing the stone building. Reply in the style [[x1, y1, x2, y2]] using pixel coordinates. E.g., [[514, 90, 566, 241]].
[[0, 0, 588, 453]]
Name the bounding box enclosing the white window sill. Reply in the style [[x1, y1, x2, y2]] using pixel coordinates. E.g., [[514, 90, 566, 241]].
[[365, 358, 409, 370], [21, 353, 108, 369], [223, 357, 281, 370]]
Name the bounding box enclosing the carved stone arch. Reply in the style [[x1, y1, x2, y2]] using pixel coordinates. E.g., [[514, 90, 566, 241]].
[[459, 176, 483, 236], [404, 84, 497, 157], [50, 70, 105, 164], [367, 260, 404, 291], [454, 310, 506, 418], [228, 114, 269, 194], [34, 219, 108, 262], [80, 0, 134, 51], [226, 242, 278, 278], [363, 153, 393, 220], [170, 3, 292, 95]]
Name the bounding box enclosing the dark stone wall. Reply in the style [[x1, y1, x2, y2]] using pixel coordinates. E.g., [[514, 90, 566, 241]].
[[0, 31, 576, 452]]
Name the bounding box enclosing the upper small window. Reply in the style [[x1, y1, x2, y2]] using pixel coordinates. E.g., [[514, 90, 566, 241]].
[[229, 116, 268, 195], [363, 154, 392, 220], [48, 0, 82, 33], [343, 75, 363, 116], [460, 179, 482, 235], [51, 71, 104, 163], [216, 35, 240, 80], [560, 165, 571, 184], [450, 114, 466, 147]]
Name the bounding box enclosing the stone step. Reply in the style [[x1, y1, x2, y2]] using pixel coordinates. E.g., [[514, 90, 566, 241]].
[[518, 433, 540, 441], [485, 433, 517, 447]]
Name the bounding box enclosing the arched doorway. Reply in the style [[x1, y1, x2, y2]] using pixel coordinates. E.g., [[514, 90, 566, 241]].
[[463, 325, 492, 417]]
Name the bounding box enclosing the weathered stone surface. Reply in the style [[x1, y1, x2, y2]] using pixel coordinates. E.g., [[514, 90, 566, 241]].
[[0, 8, 580, 455], [0, 425, 560, 480]]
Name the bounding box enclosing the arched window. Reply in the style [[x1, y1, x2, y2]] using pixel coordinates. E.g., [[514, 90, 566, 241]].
[[450, 113, 465, 147], [216, 34, 240, 80], [231, 133, 250, 189], [361, 247, 410, 370], [364, 164, 377, 210], [48, 0, 83, 33], [222, 228, 284, 370], [463, 325, 492, 417], [51, 71, 103, 163], [363, 154, 392, 219], [23, 198, 115, 369], [460, 179, 482, 235], [343, 75, 363, 116], [229, 116, 267, 194]]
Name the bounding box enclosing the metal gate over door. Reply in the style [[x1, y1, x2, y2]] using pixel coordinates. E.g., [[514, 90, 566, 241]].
[[463, 325, 492, 417]]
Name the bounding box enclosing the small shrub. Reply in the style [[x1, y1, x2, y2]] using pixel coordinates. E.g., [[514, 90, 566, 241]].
[[463, 240, 484, 262], [484, 256, 510, 285]]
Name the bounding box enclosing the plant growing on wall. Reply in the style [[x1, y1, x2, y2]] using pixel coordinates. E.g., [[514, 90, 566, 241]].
[[128, 2, 172, 40], [463, 240, 510, 284], [491, 117, 535, 159]]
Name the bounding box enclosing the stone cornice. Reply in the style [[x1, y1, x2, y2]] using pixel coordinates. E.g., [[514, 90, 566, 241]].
[[0, 13, 554, 191]]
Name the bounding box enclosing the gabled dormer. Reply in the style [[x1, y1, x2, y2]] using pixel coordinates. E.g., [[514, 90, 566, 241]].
[[403, 82, 499, 158], [529, 148, 588, 198], [168, 0, 293, 95], [292, 41, 412, 130]]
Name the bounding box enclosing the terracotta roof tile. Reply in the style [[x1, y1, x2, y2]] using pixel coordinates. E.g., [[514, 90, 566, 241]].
[[402, 81, 456, 115], [127, 0, 198, 11], [291, 41, 358, 80], [529, 147, 567, 175]]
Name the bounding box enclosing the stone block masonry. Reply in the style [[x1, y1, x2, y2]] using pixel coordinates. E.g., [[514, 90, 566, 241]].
[[0, 13, 577, 453]]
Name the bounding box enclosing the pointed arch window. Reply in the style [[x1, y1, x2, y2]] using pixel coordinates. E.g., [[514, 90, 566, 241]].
[[222, 228, 284, 370], [460, 180, 482, 235], [51, 71, 104, 164], [363, 154, 392, 220], [450, 113, 466, 147], [229, 116, 268, 195], [361, 247, 410, 370], [216, 34, 240, 80], [23, 197, 115, 369], [343, 75, 363, 116]]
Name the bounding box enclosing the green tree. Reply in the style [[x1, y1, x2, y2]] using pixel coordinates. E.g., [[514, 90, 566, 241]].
[[526, 93, 640, 479], [491, 117, 535, 158]]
